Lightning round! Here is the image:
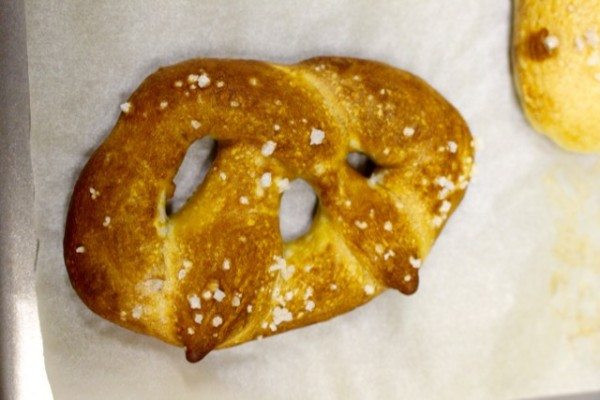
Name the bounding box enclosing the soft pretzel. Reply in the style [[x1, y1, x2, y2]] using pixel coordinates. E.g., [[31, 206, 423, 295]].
[[64, 57, 474, 362], [512, 0, 600, 152]]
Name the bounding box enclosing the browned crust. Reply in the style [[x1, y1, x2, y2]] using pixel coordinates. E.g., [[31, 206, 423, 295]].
[[64, 57, 474, 362], [512, 0, 600, 152]]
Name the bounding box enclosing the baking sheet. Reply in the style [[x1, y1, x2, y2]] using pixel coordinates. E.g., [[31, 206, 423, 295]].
[[0, 0, 53, 398], [25, 1, 600, 399]]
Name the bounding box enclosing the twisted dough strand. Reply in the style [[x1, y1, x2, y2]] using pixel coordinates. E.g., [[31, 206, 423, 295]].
[[64, 57, 474, 362]]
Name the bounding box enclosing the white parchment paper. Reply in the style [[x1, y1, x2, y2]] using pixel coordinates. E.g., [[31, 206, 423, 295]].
[[26, 1, 600, 399]]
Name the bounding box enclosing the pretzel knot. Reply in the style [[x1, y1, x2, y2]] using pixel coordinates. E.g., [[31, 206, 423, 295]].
[[64, 57, 474, 362]]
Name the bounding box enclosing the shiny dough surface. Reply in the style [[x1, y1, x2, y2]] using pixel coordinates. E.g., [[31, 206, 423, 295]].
[[513, 0, 600, 152], [64, 57, 474, 362]]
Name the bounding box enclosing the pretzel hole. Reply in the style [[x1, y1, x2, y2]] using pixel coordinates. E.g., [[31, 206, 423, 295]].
[[346, 151, 377, 178], [167, 136, 217, 215], [279, 179, 318, 242]]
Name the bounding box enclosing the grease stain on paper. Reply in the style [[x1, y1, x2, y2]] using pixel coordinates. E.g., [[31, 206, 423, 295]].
[[545, 161, 600, 345]]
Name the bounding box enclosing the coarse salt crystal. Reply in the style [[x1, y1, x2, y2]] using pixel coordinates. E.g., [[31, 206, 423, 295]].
[[213, 288, 226, 302], [305, 300, 315, 312], [383, 249, 396, 260], [367, 172, 383, 187], [310, 128, 325, 145], [239, 196, 249, 205], [191, 120, 201, 129], [276, 177, 290, 193], [447, 141, 458, 153], [409, 256, 422, 269], [75, 246, 85, 254], [89, 187, 99, 199], [194, 313, 203, 324], [197, 73, 210, 88], [435, 176, 455, 191], [440, 200, 452, 213], [102, 216, 111, 227], [212, 316, 223, 327], [120, 102, 132, 113], [260, 172, 272, 188], [231, 295, 241, 307], [403, 126, 415, 137], [543, 35, 560, 51], [383, 221, 393, 231], [364, 284, 375, 295], [304, 286, 314, 299], [269, 256, 286, 272], [281, 264, 295, 280], [188, 294, 201, 309], [354, 220, 368, 230], [261, 140, 277, 156], [132, 305, 143, 319], [222, 258, 231, 270], [159, 100, 168, 109], [438, 188, 450, 200], [272, 306, 293, 325]]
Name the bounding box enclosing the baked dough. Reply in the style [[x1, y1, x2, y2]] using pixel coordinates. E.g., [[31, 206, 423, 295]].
[[512, 0, 600, 152], [64, 57, 474, 362]]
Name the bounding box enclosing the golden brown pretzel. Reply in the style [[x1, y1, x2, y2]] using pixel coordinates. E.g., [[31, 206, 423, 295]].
[[64, 57, 474, 362], [512, 0, 600, 152]]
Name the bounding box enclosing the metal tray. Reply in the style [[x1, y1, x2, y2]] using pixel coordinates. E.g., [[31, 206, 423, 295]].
[[1, 0, 52, 398]]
